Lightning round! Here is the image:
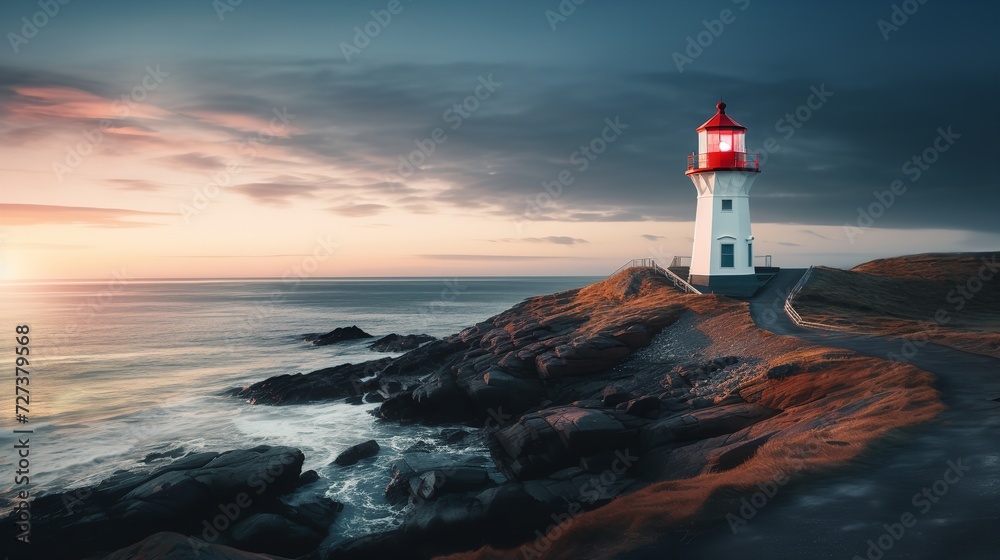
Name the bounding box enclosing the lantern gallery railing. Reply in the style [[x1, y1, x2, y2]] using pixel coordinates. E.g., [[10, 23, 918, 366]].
[[687, 152, 760, 171]]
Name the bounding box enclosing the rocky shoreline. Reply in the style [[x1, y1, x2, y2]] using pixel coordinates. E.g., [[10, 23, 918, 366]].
[[0, 269, 945, 559]]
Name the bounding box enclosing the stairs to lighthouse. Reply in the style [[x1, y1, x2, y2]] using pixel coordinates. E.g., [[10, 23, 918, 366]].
[[610, 258, 702, 295]]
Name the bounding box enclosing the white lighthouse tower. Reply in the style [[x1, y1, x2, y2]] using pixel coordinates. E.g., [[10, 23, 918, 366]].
[[685, 101, 762, 297]]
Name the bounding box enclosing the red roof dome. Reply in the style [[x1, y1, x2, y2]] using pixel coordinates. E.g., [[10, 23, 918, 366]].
[[696, 101, 747, 131]]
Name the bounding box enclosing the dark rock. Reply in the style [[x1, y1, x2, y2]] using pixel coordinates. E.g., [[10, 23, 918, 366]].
[[767, 363, 802, 380], [232, 358, 390, 406], [624, 395, 661, 418], [375, 392, 416, 422], [231, 513, 322, 557], [0, 446, 304, 560], [369, 333, 436, 352], [334, 440, 380, 466], [601, 386, 635, 407], [304, 325, 374, 345], [297, 470, 320, 487], [404, 440, 436, 453], [439, 428, 472, 445], [101, 531, 291, 560], [385, 453, 492, 505], [141, 447, 186, 464], [489, 406, 643, 480], [641, 404, 780, 449]]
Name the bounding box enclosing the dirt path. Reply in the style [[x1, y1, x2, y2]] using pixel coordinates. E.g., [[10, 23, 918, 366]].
[[624, 269, 1000, 560]]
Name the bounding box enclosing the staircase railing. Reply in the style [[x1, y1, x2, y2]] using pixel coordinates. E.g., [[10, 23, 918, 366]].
[[611, 258, 701, 295], [783, 266, 852, 331]]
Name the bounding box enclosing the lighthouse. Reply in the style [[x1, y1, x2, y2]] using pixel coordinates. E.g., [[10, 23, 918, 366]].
[[684, 102, 763, 297]]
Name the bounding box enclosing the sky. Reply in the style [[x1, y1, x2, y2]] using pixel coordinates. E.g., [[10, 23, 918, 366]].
[[0, 0, 997, 280]]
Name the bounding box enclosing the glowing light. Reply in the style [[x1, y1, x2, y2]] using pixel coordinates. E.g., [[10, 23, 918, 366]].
[[719, 141, 731, 152]]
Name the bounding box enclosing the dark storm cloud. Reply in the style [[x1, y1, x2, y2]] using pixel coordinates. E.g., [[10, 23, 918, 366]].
[[3, 48, 994, 234], [146, 58, 996, 233]]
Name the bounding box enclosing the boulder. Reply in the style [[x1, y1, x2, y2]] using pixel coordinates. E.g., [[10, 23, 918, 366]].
[[369, 333, 436, 352], [489, 406, 642, 480], [304, 326, 374, 346], [385, 452, 494, 505], [334, 440, 380, 466], [230, 513, 323, 557], [767, 363, 802, 380], [0, 446, 307, 560], [101, 531, 292, 560], [232, 358, 391, 405]]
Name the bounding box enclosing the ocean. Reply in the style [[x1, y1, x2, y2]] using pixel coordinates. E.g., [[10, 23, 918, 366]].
[[0, 276, 599, 538]]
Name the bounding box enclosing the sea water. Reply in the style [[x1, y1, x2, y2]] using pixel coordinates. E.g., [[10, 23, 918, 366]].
[[0, 276, 597, 538]]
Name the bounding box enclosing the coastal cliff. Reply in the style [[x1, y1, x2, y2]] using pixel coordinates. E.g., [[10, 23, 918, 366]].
[[2, 267, 946, 560]]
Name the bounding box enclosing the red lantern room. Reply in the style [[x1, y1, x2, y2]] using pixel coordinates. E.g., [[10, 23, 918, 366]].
[[686, 101, 760, 174]]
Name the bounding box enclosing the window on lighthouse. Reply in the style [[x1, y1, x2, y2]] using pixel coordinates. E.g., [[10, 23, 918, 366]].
[[721, 199, 733, 212], [721, 244, 735, 268]]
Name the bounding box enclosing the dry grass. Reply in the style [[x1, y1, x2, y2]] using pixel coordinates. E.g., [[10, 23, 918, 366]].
[[437, 269, 944, 560], [794, 252, 1000, 358]]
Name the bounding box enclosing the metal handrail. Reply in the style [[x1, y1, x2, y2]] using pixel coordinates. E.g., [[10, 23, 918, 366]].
[[670, 256, 691, 268], [783, 266, 853, 331], [687, 152, 760, 171], [754, 254, 773, 268], [611, 258, 701, 295]]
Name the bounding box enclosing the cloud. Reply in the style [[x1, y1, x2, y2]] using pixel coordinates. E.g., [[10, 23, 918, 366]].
[[1, 242, 90, 250], [327, 203, 389, 217], [641, 234, 666, 241], [489, 236, 588, 245], [229, 180, 324, 206], [0, 204, 167, 228], [0, 58, 996, 235], [416, 254, 577, 261], [156, 152, 225, 171], [108, 179, 169, 191]]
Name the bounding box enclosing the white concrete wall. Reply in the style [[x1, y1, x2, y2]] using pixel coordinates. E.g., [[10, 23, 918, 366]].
[[688, 170, 758, 277]]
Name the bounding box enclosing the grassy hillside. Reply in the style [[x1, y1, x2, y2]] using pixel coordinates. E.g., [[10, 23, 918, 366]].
[[792, 252, 1000, 357]]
